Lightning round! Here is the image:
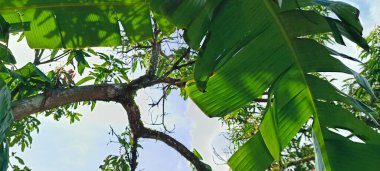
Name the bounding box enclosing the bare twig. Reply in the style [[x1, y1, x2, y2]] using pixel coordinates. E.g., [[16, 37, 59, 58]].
[[141, 128, 209, 171], [162, 48, 191, 77], [38, 50, 71, 65]]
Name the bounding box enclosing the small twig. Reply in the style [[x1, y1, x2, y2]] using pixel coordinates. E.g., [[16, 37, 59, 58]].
[[176, 60, 195, 69], [286, 155, 315, 167], [38, 50, 71, 66], [162, 48, 191, 77], [141, 128, 209, 171], [147, 85, 175, 133], [122, 44, 152, 54]]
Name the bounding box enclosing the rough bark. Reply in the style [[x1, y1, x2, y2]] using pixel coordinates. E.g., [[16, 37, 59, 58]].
[[11, 84, 127, 120]]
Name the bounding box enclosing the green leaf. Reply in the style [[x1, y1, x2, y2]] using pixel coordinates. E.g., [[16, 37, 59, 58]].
[[155, 0, 374, 170], [50, 49, 59, 60], [0, 15, 9, 43], [0, 0, 152, 49], [153, 12, 176, 36], [76, 76, 94, 86], [228, 132, 273, 171], [0, 44, 15, 64], [192, 149, 203, 160], [14, 156, 24, 165], [313, 101, 380, 171], [183, 0, 368, 117], [72, 50, 90, 75], [16, 63, 51, 84]]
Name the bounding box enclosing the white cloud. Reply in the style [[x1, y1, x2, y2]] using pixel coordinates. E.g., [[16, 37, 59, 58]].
[[185, 101, 230, 171], [366, 1, 380, 27]]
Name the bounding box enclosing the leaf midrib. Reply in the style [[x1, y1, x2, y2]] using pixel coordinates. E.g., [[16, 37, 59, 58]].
[[263, 0, 332, 169], [263, 0, 316, 119]]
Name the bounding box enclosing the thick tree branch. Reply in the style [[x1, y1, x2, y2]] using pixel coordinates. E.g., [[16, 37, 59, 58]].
[[122, 97, 208, 171], [10, 72, 179, 120], [10, 72, 208, 170], [11, 84, 127, 120]]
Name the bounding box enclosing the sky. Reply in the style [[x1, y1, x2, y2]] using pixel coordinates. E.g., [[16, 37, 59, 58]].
[[6, 1, 380, 171]]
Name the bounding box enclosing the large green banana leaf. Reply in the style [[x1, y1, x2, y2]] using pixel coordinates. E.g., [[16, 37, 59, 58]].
[[152, 0, 380, 170], [0, 0, 377, 170], [0, 0, 152, 49]]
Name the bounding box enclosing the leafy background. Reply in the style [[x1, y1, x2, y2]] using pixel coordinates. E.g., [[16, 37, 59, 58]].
[[2, 1, 380, 170]]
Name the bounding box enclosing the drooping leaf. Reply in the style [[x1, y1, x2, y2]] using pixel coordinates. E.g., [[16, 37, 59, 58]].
[[179, 0, 369, 117], [313, 101, 380, 171], [0, 44, 15, 64], [155, 0, 375, 170], [10, 63, 52, 100], [72, 50, 90, 75], [0, 0, 152, 49], [16, 63, 51, 84], [0, 15, 9, 43], [76, 76, 94, 86], [228, 132, 273, 171]]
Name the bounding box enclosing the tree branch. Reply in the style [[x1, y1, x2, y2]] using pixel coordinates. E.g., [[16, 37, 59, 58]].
[[286, 155, 315, 167], [122, 97, 209, 171], [11, 84, 128, 120], [10, 72, 209, 171], [141, 128, 208, 171], [10, 72, 181, 121]]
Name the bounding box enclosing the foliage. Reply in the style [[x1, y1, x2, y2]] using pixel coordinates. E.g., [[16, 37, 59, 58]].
[[221, 7, 333, 170], [0, 0, 379, 171], [153, 0, 380, 171], [0, 1, 152, 48], [222, 102, 315, 170], [99, 127, 139, 171], [345, 26, 380, 119]]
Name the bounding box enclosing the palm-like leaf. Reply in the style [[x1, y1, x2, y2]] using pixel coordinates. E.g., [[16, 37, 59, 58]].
[[0, 0, 152, 49], [0, 0, 378, 170], [153, 0, 380, 170]]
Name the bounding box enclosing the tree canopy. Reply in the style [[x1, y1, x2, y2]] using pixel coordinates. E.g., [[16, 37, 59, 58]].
[[1, 0, 380, 171]]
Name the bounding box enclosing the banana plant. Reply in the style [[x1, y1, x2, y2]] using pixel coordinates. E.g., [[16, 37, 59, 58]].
[[0, 0, 379, 170], [0, 0, 152, 49], [152, 0, 380, 170]]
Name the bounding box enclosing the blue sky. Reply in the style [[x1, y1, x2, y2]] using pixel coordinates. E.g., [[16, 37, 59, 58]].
[[7, 1, 380, 171]]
